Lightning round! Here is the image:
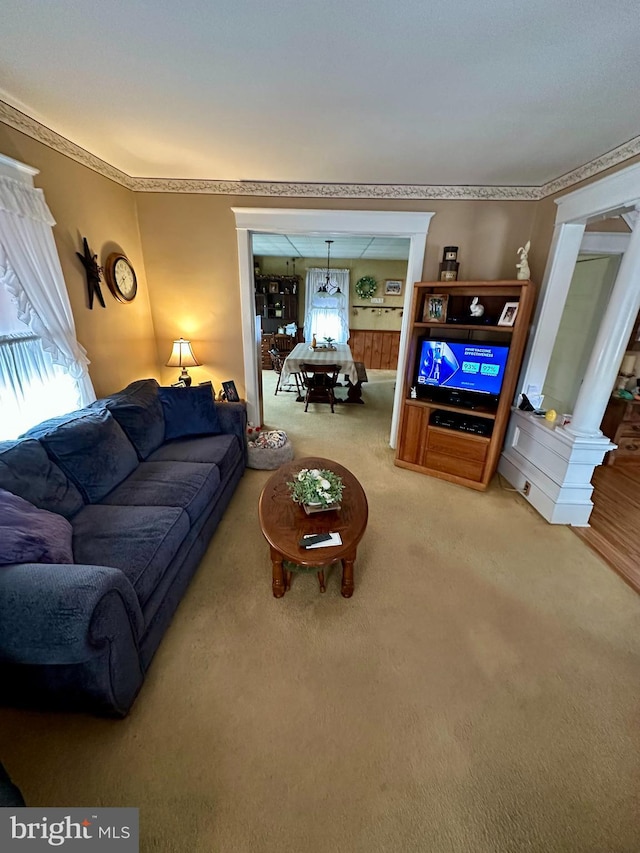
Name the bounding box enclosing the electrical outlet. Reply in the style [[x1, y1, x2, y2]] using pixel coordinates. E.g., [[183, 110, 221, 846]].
[[523, 481, 531, 496]]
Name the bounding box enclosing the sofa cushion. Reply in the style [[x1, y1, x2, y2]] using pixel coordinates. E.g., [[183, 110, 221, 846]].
[[0, 488, 74, 566], [92, 378, 165, 461], [100, 460, 221, 524], [30, 409, 139, 504], [147, 434, 242, 484], [158, 384, 222, 441], [0, 439, 84, 519], [72, 504, 190, 607]]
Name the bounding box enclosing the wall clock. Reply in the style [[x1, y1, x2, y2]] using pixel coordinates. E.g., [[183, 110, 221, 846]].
[[104, 252, 137, 303]]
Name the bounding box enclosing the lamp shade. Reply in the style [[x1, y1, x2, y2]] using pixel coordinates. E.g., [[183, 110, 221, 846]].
[[166, 338, 201, 368]]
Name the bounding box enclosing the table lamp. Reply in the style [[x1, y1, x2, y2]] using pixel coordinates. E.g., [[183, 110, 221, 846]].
[[166, 338, 201, 386]]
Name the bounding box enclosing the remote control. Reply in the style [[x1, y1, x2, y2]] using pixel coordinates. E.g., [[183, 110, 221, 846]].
[[299, 533, 333, 548]]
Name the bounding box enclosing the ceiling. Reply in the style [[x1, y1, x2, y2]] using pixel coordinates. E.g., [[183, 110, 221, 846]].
[[252, 234, 410, 260], [1, 1, 640, 189]]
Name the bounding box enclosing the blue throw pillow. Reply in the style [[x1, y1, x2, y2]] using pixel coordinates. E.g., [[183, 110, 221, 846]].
[[158, 384, 222, 441], [0, 488, 73, 565]]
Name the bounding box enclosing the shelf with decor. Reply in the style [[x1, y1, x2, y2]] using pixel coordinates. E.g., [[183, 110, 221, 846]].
[[254, 274, 300, 337], [394, 279, 536, 491]]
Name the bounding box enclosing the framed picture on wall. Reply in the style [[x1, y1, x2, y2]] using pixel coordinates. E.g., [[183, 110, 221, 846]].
[[222, 380, 240, 402], [384, 279, 403, 296], [423, 294, 449, 323], [268, 282, 280, 294]]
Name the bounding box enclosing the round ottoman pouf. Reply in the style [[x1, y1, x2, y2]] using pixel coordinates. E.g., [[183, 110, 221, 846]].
[[247, 430, 294, 470]]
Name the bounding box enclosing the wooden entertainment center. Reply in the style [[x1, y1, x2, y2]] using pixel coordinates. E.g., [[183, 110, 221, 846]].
[[395, 280, 536, 491]]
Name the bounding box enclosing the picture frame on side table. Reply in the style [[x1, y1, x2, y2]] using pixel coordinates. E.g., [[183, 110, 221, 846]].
[[222, 380, 240, 402], [384, 279, 403, 296], [423, 294, 449, 323], [498, 302, 519, 327]]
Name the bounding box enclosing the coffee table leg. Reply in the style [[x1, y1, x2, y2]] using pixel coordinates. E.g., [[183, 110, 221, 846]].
[[341, 554, 356, 598], [271, 548, 286, 598]]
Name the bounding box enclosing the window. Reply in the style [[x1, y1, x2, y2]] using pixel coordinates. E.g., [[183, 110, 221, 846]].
[[0, 158, 94, 439], [303, 268, 350, 343]]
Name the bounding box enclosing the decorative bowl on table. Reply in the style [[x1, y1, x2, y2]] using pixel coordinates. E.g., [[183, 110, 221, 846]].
[[288, 467, 344, 514]]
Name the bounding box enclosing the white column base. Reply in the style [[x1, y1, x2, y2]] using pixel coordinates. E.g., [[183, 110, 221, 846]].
[[498, 410, 615, 527]]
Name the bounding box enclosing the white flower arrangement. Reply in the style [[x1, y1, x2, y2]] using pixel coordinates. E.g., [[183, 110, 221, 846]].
[[287, 467, 344, 508]]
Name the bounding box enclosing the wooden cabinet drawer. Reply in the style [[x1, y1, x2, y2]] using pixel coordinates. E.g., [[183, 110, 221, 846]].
[[426, 428, 489, 463], [425, 450, 485, 481]]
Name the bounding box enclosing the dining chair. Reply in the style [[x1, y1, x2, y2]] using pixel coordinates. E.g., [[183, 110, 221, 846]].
[[300, 363, 342, 412], [270, 349, 302, 396]]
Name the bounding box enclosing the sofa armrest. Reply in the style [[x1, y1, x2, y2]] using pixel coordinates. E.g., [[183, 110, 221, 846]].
[[0, 563, 143, 665], [216, 401, 248, 461]]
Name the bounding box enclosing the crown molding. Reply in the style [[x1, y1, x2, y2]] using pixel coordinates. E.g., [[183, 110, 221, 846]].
[[2, 98, 639, 202], [128, 176, 541, 200], [0, 100, 134, 189], [539, 134, 640, 199]]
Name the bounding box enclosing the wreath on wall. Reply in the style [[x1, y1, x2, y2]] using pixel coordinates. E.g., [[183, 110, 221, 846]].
[[355, 275, 378, 299]]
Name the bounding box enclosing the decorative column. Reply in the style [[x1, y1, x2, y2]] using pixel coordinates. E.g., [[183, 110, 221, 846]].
[[565, 206, 640, 438]]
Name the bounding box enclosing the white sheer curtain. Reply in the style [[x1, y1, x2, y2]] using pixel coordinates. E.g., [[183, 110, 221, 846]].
[[303, 268, 350, 343], [0, 174, 95, 439]]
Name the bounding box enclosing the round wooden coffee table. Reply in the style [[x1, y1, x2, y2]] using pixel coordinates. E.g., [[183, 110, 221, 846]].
[[258, 456, 368, 598]]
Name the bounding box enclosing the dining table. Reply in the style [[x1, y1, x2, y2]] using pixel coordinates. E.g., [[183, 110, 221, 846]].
[[281, 342, 365, 403]]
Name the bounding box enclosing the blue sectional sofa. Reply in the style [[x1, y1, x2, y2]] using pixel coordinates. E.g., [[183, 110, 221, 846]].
[[0, 379, 246, 716]]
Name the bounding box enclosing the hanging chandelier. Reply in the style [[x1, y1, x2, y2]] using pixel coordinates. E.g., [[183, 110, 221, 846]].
[[320, 239, 340, 293]]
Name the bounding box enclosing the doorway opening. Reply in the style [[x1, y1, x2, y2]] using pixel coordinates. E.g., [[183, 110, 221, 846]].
[[232, 208, 434, 447], [251, 232, 411, 434]]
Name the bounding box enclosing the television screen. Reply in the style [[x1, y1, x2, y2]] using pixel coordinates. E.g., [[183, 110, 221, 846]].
[[416, 339, 510, 397]]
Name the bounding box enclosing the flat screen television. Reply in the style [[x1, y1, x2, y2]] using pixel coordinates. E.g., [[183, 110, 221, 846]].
[[415, 338, 510, 408]]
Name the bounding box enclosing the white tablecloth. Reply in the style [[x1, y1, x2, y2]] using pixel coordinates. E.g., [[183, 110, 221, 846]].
[[281, 342, 358, 385]]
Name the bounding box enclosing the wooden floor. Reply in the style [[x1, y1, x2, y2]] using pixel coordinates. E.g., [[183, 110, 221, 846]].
[[574, 462, 640, 593]]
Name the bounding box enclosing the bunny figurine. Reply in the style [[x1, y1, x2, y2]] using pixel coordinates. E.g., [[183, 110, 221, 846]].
[[469, 296, 485, 318], [516, 240, 531, 280]]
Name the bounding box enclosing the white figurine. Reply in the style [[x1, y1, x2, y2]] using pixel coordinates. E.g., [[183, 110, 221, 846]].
[[410, 386, 417, 399], [516, 240, 531, 280], [469, 296, 485, 318]]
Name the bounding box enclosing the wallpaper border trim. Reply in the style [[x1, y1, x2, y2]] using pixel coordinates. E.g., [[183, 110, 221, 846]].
[[2, 100, 640, 201]]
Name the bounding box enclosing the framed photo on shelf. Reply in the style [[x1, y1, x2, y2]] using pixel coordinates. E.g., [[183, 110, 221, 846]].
[[222, 380, 240, 402], [423, 294, 449, 323], [384, 279, 403, 296], [268, 282, 280, 294], [498, 302, 519, 327]]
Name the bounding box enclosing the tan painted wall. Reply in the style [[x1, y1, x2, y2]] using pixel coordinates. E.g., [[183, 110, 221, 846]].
[[136, 193, 537, 395], [0, 125, 159, 396]]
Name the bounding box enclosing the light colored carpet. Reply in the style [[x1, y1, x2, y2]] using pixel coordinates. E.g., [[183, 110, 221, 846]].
[[1, 370, 639, 852]]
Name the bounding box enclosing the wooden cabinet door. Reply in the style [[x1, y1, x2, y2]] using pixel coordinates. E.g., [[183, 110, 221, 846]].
[[397, 405, 429, 466]]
